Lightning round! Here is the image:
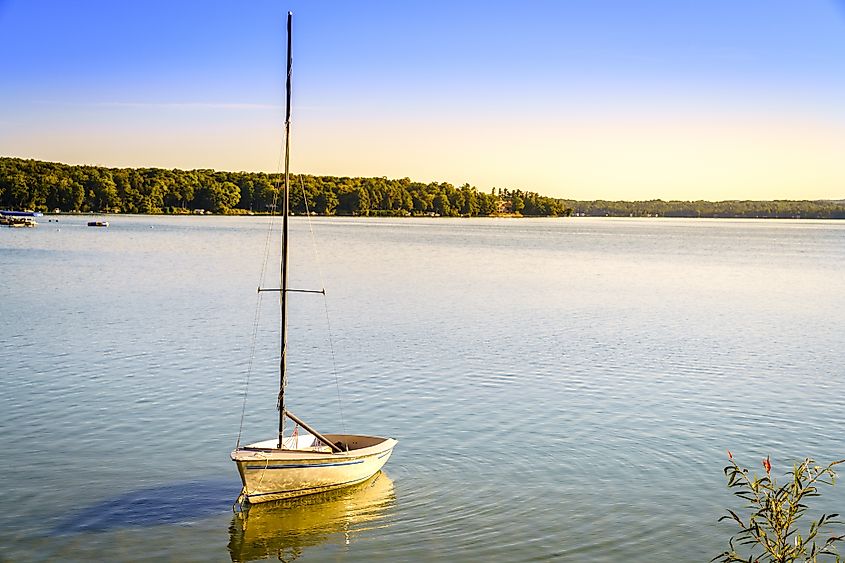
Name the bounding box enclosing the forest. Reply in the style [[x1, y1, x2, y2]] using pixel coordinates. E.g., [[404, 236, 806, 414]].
[[0, 157, 567, 217], [2, 157, 844, 219]]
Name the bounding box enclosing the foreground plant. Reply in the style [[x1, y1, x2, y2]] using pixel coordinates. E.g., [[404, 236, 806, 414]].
[[714, 453, 845, 562]]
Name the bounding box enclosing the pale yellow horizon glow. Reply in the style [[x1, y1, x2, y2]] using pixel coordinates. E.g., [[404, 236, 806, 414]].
[[6, 108, 844, 202], [294, 112, 845, 201]]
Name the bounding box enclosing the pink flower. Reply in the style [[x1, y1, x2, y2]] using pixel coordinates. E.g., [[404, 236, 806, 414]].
[[763, 456, 771, 474]]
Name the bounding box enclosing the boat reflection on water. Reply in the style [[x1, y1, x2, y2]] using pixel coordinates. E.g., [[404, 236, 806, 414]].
[[228, 471, 395, 562]]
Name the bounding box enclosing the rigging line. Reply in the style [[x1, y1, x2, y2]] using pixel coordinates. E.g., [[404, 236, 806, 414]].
[[321, 293, 347, 434], [299, 175, 346, 433], [235, 287, 265, 448], [236, 117, 286, 448]]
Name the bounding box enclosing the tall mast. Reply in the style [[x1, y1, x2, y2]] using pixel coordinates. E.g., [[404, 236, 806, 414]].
[[278, 11, 293, 449]]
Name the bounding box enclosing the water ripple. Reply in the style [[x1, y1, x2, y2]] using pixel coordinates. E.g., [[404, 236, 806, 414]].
[[2, 216, 844, 561]]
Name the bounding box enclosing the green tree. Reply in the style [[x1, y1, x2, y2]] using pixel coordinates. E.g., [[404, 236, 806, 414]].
[[511, 194, 525, 214], [195, 180, 240, 213], [433, 192, 451, 216], [85, 171, 120, 212], [354, 186, 370, 215], [5, 172, 32, 209], [411, 189, 434, 214], [314, 189, 338, 215], [459, 184, 479, 216], [165, 171, 197, 210]]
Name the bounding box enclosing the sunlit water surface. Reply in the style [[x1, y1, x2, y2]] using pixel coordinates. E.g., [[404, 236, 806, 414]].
[[1, 216, 844, 561]]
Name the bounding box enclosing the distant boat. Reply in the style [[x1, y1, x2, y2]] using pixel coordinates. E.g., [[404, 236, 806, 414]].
[[230, 12, 396, 505], [1, 210, 41, 227], [87, 220, 109, 227]]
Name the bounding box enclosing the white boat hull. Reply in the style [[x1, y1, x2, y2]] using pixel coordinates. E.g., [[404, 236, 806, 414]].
[[231, 434, 397, 504]]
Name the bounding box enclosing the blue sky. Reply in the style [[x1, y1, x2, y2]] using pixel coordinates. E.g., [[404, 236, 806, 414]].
[[1, 0, 844, 200]]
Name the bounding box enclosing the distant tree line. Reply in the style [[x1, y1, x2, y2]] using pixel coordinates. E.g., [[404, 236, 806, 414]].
[[2, 157, 843, 218], [563, 198, 845, 219], [0, 157, 569, 217]]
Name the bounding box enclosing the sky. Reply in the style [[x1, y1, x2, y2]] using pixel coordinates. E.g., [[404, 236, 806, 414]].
[[1, 0, 844, 201]]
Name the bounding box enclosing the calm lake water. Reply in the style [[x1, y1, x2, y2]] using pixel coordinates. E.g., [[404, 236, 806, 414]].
[[2, 215, 844, 562]]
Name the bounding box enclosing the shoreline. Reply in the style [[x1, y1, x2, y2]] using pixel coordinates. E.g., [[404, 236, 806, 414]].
[[34, 211, 844, 221]]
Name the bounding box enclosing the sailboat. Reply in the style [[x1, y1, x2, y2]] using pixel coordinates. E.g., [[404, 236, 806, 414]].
[[230, 12, 397, 505]]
